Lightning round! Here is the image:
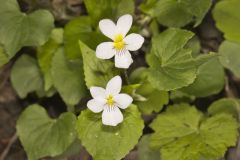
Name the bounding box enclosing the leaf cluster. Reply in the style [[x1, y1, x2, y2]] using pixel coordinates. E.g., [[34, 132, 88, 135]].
[[0, 0, 240, 159]]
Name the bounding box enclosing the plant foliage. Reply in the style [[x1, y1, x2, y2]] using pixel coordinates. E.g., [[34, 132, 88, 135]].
[[1, 0, 240, 159]]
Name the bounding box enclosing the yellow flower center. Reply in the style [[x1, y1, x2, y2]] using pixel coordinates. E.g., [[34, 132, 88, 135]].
[[106, 95, 114, 106], [113, 34, 125, 50]]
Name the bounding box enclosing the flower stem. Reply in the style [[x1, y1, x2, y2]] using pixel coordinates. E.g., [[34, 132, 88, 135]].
[[124, 70, 130, 84]]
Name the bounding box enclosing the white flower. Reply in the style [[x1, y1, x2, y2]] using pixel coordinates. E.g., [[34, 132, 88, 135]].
[[96, 14, 144, 69], [87, 76, 133, 126]]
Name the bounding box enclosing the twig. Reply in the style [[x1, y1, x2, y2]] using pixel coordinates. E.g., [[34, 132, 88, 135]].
[[0, 133, 18, 160]]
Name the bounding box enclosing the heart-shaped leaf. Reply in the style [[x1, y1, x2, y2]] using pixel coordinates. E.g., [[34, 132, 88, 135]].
[[76, 105, 144, 160], [16, 104, 77, 160], [0, 0, 54, 57]]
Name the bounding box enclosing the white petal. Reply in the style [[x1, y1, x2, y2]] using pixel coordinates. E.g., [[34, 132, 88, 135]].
[[102, 106, 123, 126], [96, 42, 115, 59], [114, 94, 133, 109], [116, 14, 133, 37], [106, 75, 122, 95], [90, 87, 106, 99], [124, 33, 144, 51], [87, 99, 105, 113], [114, 51, 133, 69], [99, 19, 116, 40]]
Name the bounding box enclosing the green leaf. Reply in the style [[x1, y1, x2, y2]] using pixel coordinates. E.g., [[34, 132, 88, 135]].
[[51, 48, 86, 105], [16, 104, 77, 160], [129, 67, 149, 84], [147, 28, 197, 91], [0, 0, 54, 57], [140, 0, 211, 27], [193, 52, 217, 67], [150, 104, 202, 149], [140, 0, 192, 27], [122, 84, 147, 102], [64, 16, 91, 60], [10, 55, 43, 98], [76, 105, 144, 160], [79, 41, 120, 88], [181, 0, 212, 27], [138, 135, 160, 160], [84, 0, 134, 25], [64, 16, 107, 59], [129, 67, 169, 114], [53, 140, 82, 160], [152, 28, 194, 59], [208, 98, 240, 120], [219, 41, 240, 78], [181, 57, 225, 97], [185, 36, 201, 57], [114, 0, 135, 19], [37, 28, 64, 91], [121, 84, 141, 95], [213, 0, 240, 43], [150, 104, 239, 160], [0, 46, 9, 68], [136, 82, 169, 114], [170, 90, 195, 103], [149, 19, 160, 36]]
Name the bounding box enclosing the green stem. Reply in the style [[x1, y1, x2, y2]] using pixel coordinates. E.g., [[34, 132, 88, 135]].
[[124, 69, 130, 84]]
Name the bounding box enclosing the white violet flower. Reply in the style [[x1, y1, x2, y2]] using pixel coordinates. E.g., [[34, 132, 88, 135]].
[[96, 14, 144, 69], [87, 75, 133, 126]]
